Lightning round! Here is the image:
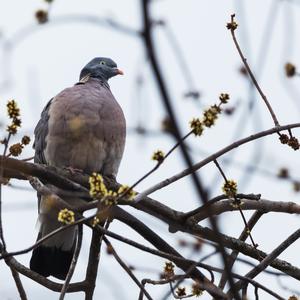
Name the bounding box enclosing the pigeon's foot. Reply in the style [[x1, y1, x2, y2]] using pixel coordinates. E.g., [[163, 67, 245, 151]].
[[64, 166, 84, 175]]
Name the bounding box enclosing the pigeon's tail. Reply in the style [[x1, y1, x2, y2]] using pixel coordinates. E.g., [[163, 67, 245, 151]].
[[30, 238, 75, 280], [30, 222, 77, 280]]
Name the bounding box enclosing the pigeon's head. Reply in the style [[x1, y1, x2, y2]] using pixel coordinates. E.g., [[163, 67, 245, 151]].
[[79, 57, 123, 82]]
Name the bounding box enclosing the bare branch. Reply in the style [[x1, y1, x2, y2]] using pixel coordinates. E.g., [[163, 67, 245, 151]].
[[181, 193, 261, 220], [1, 156, 299, 280], [189, 224, 300, 281], [103, 237, 153, 300], [227, 228, 300, 296], [9, 267, 28, 300], [134, 123, 300, 201], [59, 225, 83, 300], [189, 198, 300, 223], [0, 216, 91, 260], [218, 211, 264, 289], [111, 207, 226, 298], [84, 230, 102, 300], [228, 14, 280, 127], [0, 132, 12, 251], [5, 256, 86, 292]]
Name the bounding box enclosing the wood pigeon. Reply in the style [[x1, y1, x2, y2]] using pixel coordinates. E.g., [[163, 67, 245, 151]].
[[30, 57, 126, 280]]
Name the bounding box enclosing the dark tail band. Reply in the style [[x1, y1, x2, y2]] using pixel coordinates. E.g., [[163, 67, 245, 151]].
[[30, 243, 75, 280]]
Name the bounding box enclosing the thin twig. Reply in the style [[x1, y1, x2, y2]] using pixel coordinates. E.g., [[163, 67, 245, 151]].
[[59, 225, 83, 300], [228, 14, 280, 127], [182, 193, 261, 221], [0, 132, 12, 251], [201, 264, 284, 299], [213, 159, 258, 248], [190, 223, 300, 281], [242, 285, 248, 299], [103, 237, 153, 300], [134, 122, 300, 202], [0, 216, 93, 260], [227, 228, 300, 296], [138, 275, 188, 300], [169, 281, 194, 299], [218, 211, 263, 290], [237, 257, 288, 277], [254, 286, 259, 300], [21, 156, 34, 161], [9, 267, 28, 300], [160, 256, 214, 300], [117, 131, 192, 200]]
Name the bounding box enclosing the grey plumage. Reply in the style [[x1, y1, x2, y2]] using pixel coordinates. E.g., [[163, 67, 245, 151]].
[[34, 99, 52, 165], [44, 78, 125, 175], [30, 57, 126, 279]]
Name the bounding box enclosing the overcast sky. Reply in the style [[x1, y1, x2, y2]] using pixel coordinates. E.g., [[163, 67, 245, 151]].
[[0, 0, 300, 299]]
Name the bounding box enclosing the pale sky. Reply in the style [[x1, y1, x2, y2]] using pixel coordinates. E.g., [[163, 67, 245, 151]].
[[0, 0, 300, 299]]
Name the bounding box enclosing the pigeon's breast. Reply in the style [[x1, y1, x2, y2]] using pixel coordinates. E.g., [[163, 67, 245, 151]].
[[44, 83, 126, 175]]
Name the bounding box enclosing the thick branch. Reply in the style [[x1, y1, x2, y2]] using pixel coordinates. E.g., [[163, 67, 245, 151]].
[[1, 156, 300, 280], [0, 156, 88, 193]]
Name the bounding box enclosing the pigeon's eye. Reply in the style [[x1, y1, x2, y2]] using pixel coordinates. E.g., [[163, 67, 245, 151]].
[[100, 61, 106, 65]]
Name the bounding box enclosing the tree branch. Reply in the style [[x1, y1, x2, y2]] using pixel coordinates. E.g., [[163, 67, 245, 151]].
[[227, 228, 300, 297], [9, 267, 28, 300], [1, 156, 299, 285], [188, 224, 300, 281], [189, 198, 300, 223], [59, 225, 83, 300], [228, 14, 280, 127], [111, 206, 227, 299], [5, 256, 86, 292], [134, 123, 300, 201], [218, 211, 264, 290], [84, 230, 102, 300], [103, 237, 153, 300]]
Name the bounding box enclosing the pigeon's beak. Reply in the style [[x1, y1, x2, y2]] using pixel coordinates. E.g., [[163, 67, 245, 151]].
[[114, 68, 124, 76], [117, 68, 124, 75]]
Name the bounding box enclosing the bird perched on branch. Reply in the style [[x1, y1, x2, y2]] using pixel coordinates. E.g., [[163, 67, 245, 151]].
[[30, 57, 126, 280]]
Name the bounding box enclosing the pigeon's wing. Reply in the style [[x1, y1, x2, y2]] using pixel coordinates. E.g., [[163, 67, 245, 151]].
[[33, 98, 54, 212], [31, 96, 77, 280], [33, 99, 53, 165]]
